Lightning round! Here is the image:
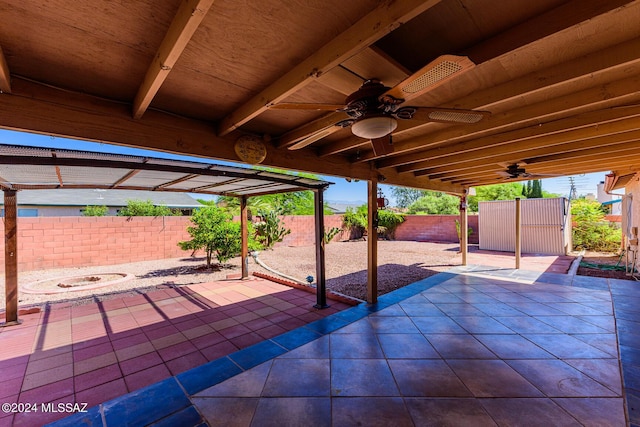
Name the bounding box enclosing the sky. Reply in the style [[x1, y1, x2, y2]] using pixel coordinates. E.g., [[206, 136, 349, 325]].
[[0, 129, 605, 205]]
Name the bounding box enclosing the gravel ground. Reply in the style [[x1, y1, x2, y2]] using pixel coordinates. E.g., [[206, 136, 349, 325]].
[[1, 241, 463, 310]]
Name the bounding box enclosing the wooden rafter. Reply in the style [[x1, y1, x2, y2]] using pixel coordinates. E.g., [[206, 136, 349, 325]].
[[404, 114, 640, 174], [216, 0, 442, 136], [390, 105, 640, 174], [355, 5, 640, 164], [132, 0, 215, 119], [0, 46, 10, 94]]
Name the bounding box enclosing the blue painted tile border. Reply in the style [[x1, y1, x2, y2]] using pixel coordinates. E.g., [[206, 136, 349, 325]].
[[177, 356, 243, 395], [228, 339, 288, 370]]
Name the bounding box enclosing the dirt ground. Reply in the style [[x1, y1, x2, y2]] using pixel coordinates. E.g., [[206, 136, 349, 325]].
[[4, 241, 636, 312], [577, 250, 638, 280]]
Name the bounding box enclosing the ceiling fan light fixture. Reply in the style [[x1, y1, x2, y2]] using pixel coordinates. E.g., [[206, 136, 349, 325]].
[[351, 115, 398, 139]]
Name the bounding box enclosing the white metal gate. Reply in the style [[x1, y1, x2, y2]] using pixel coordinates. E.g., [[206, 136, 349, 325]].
[[479, 198, 571, 255]]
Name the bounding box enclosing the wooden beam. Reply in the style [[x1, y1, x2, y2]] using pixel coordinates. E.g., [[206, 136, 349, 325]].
[[460, 194, 468, 266], [390, 106, 640, 173], [216, 0, 443, 136], [399, 110, 640, 173], [0, 46, 11, 94], [464, 0, 633, 64], [364, 29, 640, 166], [515, 198, 521, 270], [0, 79, 464, 193], [314, 188, 328, 308], [240, 195, 248, 279], [415, 132, 640, 178], [133, 0, 215, 119], [2, 190, 19, 326], [367, 178, 378, 304]]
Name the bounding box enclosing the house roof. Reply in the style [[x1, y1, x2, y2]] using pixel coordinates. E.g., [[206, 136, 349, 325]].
[[0, 144, 332, 197], [4, 189, 202, 208], [1, 1, 640, 193]]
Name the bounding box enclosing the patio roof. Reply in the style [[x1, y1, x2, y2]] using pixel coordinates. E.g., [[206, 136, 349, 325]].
[[0, 144, 332, 197]]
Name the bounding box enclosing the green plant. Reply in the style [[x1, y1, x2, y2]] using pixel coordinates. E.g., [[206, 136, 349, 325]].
[[254, 209, 291, 249], [324, 226, 341, 244], [117, 199, 182, 217], [178, 206, 259, 267], [571, 198, 621, 252], [82, 205, 108, 216], [342, 206, 404, 240], [455, 219, 474, 242], [377, 209, 405, 239], [342, 206, 368, 238]]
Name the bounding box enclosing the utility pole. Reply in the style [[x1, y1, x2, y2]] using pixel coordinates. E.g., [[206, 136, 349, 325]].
[[568, 177, 578, 200]]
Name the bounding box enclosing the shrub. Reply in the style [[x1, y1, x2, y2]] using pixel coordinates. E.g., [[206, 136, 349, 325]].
[[178, 206, 258, 267], [342, 205, 404, 240], [571, 199, 620, 252], [82, 205, 108, 216], [377, 209, 405, 239]]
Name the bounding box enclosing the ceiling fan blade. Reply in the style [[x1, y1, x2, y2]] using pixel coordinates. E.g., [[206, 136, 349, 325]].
[[407, 107, 490, 124], [380, 55, 475, 103], [268, 103, 344, 111], [287, 124, 343, 150], [370, 135, 393, 156]]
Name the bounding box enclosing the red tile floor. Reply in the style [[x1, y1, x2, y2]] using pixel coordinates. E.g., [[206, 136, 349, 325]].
[[0, 277, 352, 426]]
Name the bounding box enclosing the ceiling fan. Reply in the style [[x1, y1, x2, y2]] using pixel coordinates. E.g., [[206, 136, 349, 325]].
[[269, 55, 490, 156], [497, 163, 561, 180]]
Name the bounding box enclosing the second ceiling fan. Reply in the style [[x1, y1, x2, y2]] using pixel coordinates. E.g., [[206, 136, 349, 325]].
[[270, 54, 490, 156]]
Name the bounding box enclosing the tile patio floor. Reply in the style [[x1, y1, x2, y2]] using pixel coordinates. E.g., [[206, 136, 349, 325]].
[[0, 277, 352, 426], [2, 254, 639, 426]]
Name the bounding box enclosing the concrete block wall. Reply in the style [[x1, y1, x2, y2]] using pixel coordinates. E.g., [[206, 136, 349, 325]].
[[0, 216, 192, 272], [394, 215, 479, 244], [0, 214, 475, 273]]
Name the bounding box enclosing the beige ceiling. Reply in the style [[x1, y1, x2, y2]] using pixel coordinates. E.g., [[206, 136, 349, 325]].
[[1, 0, 639, 195]]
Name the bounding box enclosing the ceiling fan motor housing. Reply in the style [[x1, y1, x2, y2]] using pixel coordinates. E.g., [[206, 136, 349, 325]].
[[344, 80, 393, 118]]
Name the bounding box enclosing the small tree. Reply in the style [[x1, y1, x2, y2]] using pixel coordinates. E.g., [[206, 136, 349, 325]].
[[178, 206, 257, 267], [82, 205, 108, 216]]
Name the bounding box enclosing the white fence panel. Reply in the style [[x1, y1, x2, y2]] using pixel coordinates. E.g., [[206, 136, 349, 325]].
[[479, 198, 570, 255]]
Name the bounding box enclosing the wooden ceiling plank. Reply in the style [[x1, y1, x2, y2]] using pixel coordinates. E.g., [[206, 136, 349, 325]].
[[0, 46, 10, 94], [132, 0, 215, 119], [447, 157, 640, 187], [362, 30, 640, 165], [464, 0, 634, 64], [403, 114, 640, 173], [418, 133, 640, 179], [427, 140, 640, 179], [392, 105, 640, 173], [216, 0, 443, 136], [384, 79, 640, 172]]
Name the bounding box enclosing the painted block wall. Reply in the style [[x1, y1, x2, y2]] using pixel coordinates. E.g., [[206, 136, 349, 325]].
[[394, 215, 479, 244], [0, 216, 192, 272], [0, 214, 474, 273]]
